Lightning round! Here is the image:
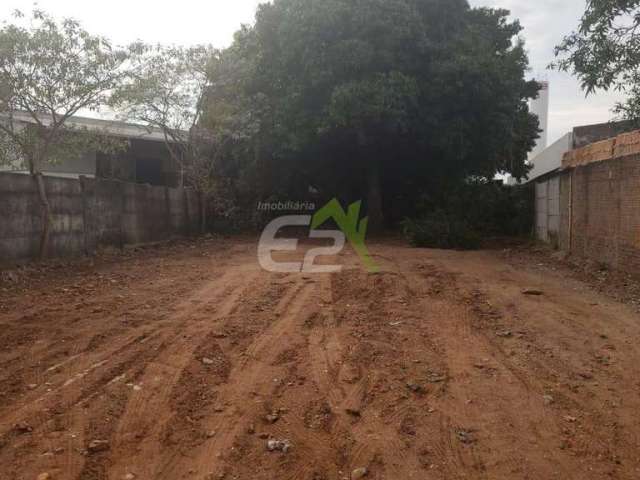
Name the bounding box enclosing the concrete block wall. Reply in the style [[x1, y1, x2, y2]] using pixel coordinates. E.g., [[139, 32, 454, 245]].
[[0, 172, 200, 262]]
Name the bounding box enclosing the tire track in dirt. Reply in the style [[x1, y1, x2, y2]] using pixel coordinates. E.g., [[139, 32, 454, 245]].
[[0, 262, 256, 480], [307, 269, 414, 479], [328, 266, 447, 479], [4, 240, 640, 479], [403, 257, 621, 479], [432, 253, 640, 478], [0, 268, 188, 372], [0, 272, 232, 434], [103, 266, 264, 480], [405, 264, 570, 479], [153, 276, 316, 479]]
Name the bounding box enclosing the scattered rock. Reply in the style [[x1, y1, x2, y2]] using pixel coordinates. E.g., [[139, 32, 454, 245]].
[[258, 432, 269, 439], [1, 271, 19, 283], [426, 372, 447, 383], [206, 430, 217, 438], [202, 357, 215, 365], [36, 473, 51, 480], [351, 467, 369, 479], [522, 289, 544, 296], [551, 251, 569, 262], [87, 439, 110, 454], [578, 371, 594, 380], [13, 422, 33, 434], [266, 438, 292, 453], [123, 474, 137, 480], [456, 429, 475, 444], [345, 408, 361, 417], [265, 412, 280, 424], [564, 415, 577, 423], [496, 330, 513, 338], [543, 394, 555, 406], [406, 382, 426, 394], [247, 424, 255, 434]]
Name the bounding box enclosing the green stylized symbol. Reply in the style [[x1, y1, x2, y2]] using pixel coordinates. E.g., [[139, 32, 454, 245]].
[[311, 199, 379, 273]]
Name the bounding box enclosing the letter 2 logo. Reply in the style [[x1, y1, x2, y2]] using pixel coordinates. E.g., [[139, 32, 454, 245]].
[[258, 199, 379, 273]]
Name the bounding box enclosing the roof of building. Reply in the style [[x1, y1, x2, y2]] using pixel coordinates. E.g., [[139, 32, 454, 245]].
[[1, 111, 184, 143], [526, 132, 572, 183]]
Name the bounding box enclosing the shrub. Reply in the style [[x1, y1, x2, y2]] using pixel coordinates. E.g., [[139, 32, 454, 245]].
[[402, 181, 533, 250], [402, 211, 481, 250]]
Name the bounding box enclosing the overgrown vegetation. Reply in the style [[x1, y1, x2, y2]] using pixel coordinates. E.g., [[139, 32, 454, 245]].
[[402, 181, 534, 249], [205, 0, 540, 229], [402, 213, 482, 250], [1, 1, 542, 250]]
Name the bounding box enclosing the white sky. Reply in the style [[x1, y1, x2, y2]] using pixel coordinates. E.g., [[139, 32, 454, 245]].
[[1, 0, 625, 145]]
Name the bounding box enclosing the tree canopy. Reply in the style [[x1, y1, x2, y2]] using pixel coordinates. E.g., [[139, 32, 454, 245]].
[[206, 0, 540, 226], [553, 0, 640, 119], [111, 43, 229, 230], [0, 9, 132, 173], [0, 8, 134, 258]]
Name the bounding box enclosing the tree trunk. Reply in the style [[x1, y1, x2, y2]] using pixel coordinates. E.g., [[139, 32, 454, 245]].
[[367, 161, 384, 234], [34, 173, 51, 260], [200, 192, 207, 234]]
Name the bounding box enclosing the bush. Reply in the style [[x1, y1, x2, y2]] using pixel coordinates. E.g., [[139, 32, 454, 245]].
[[402, 211, 481, 250], [401, 181, 533, 250]]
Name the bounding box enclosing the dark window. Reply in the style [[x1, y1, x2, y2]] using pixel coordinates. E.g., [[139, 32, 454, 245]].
[[135, 157, 164, 186]]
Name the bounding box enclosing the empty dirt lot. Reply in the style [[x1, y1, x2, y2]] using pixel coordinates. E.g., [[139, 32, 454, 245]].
[[1, 238, 640, 480]]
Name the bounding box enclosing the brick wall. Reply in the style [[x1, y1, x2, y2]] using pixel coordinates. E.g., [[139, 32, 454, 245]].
[[560, 154, 640, 274]]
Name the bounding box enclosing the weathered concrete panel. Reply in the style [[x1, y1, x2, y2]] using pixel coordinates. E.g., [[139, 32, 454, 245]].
[[0, 172, 199, 262]]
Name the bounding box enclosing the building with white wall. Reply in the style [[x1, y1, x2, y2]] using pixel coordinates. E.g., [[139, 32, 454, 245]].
[[529, 81, 549, 160]]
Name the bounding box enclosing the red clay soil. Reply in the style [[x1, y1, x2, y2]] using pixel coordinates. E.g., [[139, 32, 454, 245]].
[[1, 238, 639, 480]]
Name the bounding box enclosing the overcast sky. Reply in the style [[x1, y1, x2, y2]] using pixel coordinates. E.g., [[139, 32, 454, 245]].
[[1, 0, 625, 145]]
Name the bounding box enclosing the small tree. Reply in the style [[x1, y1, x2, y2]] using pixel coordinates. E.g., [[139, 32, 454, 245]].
[[0, 9, 133, 258], [111, 44, 220, 232], [553, 0, 640, 119]]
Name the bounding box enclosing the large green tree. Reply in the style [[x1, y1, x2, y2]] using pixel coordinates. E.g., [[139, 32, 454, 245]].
[[207, 0, 539, 228], [553, 0, 640, 119]]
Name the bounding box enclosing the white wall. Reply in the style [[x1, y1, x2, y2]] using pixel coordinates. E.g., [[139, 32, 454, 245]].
[[535, 176, 560, 246], [527, 132, 572, 182], [530, 81, 549, 159]]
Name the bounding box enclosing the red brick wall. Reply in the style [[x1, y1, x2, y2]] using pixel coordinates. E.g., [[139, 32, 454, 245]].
[[561, 154, 640, 273]]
